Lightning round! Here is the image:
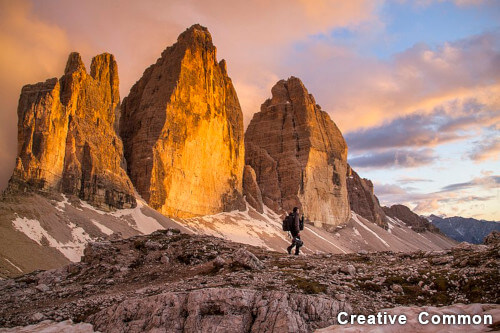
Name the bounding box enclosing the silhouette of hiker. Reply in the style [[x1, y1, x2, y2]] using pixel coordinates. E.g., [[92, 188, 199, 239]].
[[287, 207, 303, 255]]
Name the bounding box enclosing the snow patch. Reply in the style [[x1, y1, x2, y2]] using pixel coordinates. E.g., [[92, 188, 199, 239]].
[[12, 216, 92, 262], [90, 219, 113, 236], [77, 198, 164, 235], [108, 198, 164, 235], [4, 258, 22, 273], [304, 227, 347, 254], [352, 212, 390, 248], [55, 194, 69, 212], [180, 204, 289, 250]]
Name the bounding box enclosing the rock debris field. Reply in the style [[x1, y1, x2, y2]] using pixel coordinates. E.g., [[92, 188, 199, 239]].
[[0, 229, 498, 332]]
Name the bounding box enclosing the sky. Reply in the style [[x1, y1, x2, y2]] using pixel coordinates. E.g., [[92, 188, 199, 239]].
[[0, 0, 498, 220]]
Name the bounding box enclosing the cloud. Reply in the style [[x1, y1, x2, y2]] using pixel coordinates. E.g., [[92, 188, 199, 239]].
[[286, 29, 500, 133], [397, 177, 434, 184], [344, 98, 500, 153], [0, 0, 74, 191], [349, 148, 436, 168], [374, 174, 500, 219], [468, 135, 500, 162], [440, 175, 500, 192]]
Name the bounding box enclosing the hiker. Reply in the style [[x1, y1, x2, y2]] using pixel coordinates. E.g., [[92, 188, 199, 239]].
[[287, 207, 304, 255]]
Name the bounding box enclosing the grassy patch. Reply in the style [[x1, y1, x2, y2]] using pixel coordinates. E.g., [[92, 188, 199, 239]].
[[286, 276, 327, 294]]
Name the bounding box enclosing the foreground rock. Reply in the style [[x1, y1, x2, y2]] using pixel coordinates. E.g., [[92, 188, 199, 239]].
[[120, 24, 245, 218], [0, 229, 497, 332], [245, 77, 349, 226], [7, 52, 135, 210], [91, 288, 344, 333]]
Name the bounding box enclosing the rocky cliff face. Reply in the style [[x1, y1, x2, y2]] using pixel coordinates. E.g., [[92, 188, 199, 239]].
[[347, 165, 387, 229], [242, 165, 264, 213], [245, 77, 349, 226], [120, 24, 244, 218], [384, 204, 438, 233], [9, 52, 135, 210]]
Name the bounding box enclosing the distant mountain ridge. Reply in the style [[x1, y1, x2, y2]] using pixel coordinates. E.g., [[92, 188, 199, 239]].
[[428, 215, 500, 244]]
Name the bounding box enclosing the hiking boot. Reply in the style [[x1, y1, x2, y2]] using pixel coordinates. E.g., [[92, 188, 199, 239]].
[[294, 251, 300, 256], [287, 246, 292, 255]]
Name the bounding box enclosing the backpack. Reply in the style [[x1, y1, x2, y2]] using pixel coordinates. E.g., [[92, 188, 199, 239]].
[[282, 214, 294, 231]]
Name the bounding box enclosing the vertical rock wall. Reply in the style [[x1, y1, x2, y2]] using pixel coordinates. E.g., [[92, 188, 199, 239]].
[[346, 164, 387, 228], [245, 77, 349, 226], [10, 52, 135, 209], [120, 25, 245, 218]]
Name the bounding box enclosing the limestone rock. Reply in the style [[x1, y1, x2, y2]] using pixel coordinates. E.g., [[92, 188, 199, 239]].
[[242, 165, 264, 213], [89, 288, 346, 333], [8, 52, 135, 210], [120, 24, 244, 218], [245, 77, 349, 226], [232, 248, 264, 270], [347, 164, 388, 229], [383, 205, 439, 233]]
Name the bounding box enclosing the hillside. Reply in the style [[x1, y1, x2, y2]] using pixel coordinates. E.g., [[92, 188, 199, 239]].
[[0, 192, 456, 279], [428, 215, 500, 244]]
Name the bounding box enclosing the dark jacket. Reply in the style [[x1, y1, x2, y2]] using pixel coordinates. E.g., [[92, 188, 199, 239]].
[[292, 212, 300, 233]]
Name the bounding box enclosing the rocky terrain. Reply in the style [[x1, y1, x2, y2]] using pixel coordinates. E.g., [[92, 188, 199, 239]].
[[8, 52, 135, 210], [0, 229, 497, 332], [0, 191, 456, 279], [120, 24, 245, 218], [429, 215, 500, 244], [245, 77, 349, 227]]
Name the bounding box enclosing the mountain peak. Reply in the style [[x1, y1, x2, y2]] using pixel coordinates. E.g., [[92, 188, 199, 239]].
[[64, 52, 86, 75], [177, 23, 214, 48]]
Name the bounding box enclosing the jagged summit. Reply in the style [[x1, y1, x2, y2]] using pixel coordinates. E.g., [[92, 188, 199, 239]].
[[8, 51, 135, 210], [64, 52, 86, 74], [245, 76, 349, 226], [120, 24, 244, 218]]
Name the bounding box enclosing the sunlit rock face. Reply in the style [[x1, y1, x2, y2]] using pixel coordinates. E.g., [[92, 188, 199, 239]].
[[347, 164, 388, 229], [120, 24, 245, 218], [9, 52, 136, 210], [245, 77, 349, 226]]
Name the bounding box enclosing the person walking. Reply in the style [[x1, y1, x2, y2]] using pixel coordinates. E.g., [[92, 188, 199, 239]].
[[287, 207, 303, 255]]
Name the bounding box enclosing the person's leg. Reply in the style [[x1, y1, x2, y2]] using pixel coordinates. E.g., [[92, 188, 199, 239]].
[[287, 232, 297, 254], [294, 236, 302, 255]]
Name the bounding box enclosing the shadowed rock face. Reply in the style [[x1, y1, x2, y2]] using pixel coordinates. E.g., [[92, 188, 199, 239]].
[[9, 52, 135, 210], [347, 164, 388, 229], [245, 77, 349, 226], [383, 204, 439, 233], [242, 165, 264, 213], [120, 24, 245, 218]]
